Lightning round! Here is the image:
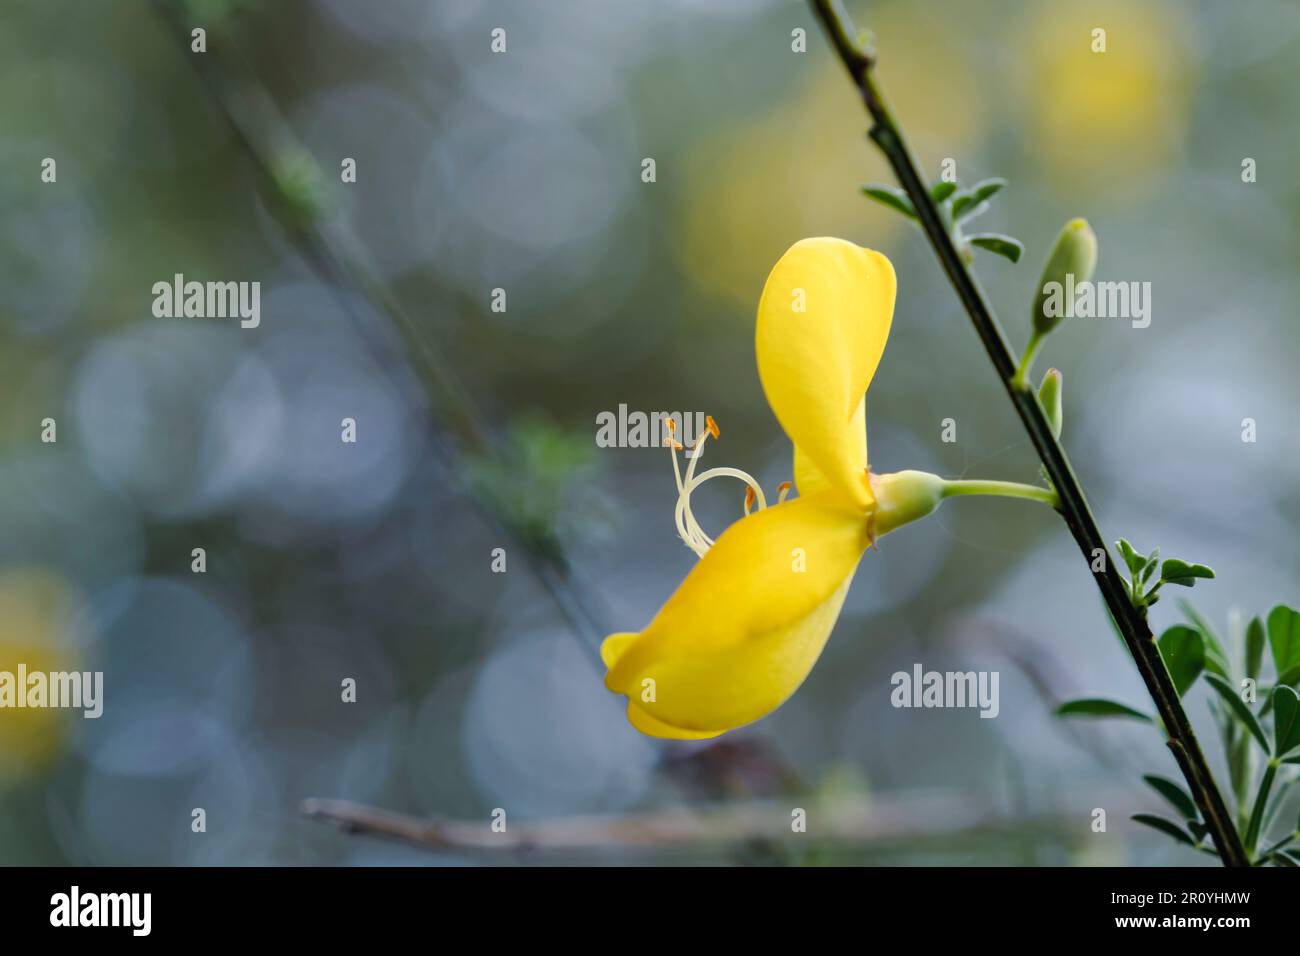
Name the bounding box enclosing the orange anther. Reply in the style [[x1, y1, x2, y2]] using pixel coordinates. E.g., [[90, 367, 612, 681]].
[[665, 418, 677, 433], [744, 486, 756, 510], [705, 415, 720, 439], [777, 481, 792, 494]]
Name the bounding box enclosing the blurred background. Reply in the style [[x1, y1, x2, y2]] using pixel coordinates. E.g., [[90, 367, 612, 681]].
[[0, 0, 1297, 865]]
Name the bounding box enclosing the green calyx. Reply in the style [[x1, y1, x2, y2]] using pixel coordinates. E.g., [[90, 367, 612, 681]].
[[869, 470, 948, 536]]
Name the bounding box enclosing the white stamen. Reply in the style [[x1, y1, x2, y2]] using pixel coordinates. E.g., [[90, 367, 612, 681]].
[[664, 419, 776, 558]]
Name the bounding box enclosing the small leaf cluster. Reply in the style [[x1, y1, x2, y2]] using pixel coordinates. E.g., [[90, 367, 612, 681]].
[[462, 416, 602, 561], [1056, 601, 1300, 864], [1115, 538, 1214, 614], [861, 176, 1022, 264]]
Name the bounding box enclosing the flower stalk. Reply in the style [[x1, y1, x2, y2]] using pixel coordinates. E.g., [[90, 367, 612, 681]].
[[1011, 331, 1045, 390], [940, 478, 1059, 508], [810, 0, 1249, 867]]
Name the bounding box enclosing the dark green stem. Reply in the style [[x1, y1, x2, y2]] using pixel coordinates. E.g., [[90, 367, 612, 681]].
[[811, 0, 1248, 868]]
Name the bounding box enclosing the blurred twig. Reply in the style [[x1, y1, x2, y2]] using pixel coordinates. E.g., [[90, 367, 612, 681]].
[[302, 788, 1127, 854], [149, 1, 609, 661], [966, 616, 1134, 775], [810, 0, 1247, 867], [151, 4, 810, 818]]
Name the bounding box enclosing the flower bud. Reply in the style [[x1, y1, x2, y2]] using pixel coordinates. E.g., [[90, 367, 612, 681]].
[[1032, 218, 1097, 336], [1038, 368, 1063, 438]]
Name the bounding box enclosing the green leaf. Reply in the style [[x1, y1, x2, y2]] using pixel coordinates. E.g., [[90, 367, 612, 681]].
[[1159, 558, 1215, 588], [953, 199, 989, 223], [968, 234, 1023, 263], [1276, 664, 1300, 687], [1140, 552, 1161, 586], [969, 177, 1007, 202], [930, 180, 957, 202], [1142, 774, 1198, 821], [1157, 625, 1204, 697], [1274, 850, 1300, 867], [953, 178, 1008, 218], [1273, 685, 1300, 757], [1131, 813, 1196, 846], [1179, 600, 1230, 679], [462, 416, 598, 555], [1268, 605, 1300, 677], [1204, 673, 1270, 752], [1116, 539, 1142, 577], [1054, 698, 1153, 722], [1245, 616, 1266, 680], [861, 184, 916, 219]]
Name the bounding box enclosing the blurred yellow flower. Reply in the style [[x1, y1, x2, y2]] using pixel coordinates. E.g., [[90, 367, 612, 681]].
[[0, 569, 85, 776], [678, 7, 985, 311], [1020, 0, 1194, 188]]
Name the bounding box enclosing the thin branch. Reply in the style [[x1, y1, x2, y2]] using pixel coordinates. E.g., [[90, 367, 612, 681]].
[[149, 2, 610, 662], [810, 0, 1248, 867]]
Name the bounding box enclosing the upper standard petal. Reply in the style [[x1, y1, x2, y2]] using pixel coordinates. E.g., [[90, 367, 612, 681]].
[[756, 238, 895, 508]]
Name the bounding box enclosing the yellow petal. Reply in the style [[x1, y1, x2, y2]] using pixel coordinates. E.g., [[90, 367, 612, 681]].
[[756, 238, 895, 508], [600, 632, 638, 669], [626, 703, 723, 740], [603, 492, 868, 736], [793, 397, 865, 499]]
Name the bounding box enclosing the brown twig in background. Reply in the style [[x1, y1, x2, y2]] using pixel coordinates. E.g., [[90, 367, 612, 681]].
[[302, 788, 1132, 855]]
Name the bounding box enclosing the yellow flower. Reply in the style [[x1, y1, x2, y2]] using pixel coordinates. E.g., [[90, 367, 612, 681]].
[[1018, 0, 1193, 191], [604, 238, 1057, 739], [0, 568, 84, 776], [604, 238, 933, 739]]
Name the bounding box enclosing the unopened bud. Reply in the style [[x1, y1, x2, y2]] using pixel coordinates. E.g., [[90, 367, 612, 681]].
[[1038, 368, 1063, 438], [1032, 218, 1097, 336]]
